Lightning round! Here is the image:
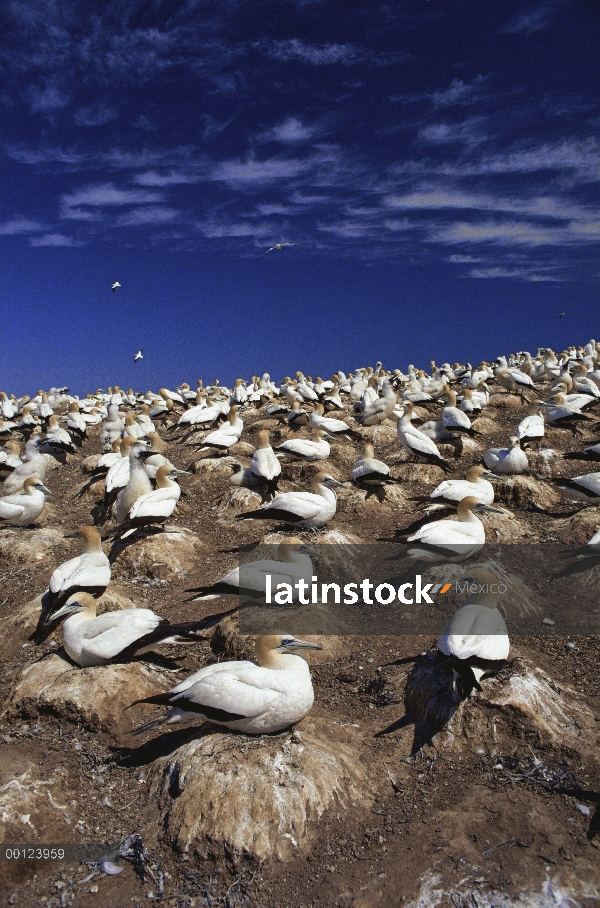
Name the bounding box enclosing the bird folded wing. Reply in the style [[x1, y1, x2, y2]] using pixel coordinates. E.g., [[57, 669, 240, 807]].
[[129, 489, 177, 520], [267, 494, 323, 521], [0, 502, 24, 520], [176, 671, 280, 718]]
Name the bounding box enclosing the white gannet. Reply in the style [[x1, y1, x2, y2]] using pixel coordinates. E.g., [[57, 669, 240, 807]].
[[439, 568, 510, 700], [0, 475, 51, 526], [407, 496, 502, 548], [40, 593, 235, 665], [563, 442, 600, 463], [185, 537, 312, 600], [236, 471, 342, 528], [250, 429, 281, 497], [133, 349, 144, 363], [111, 281, 121, 292], [275, 428, 331, 462], [130, 633, 321, 736], [0, 440, 21, 480], [113, 464, 187, 539], [287, 400, 309, 429], [196, 405, 243, 454], [397, 402, 451, 471], [44, 415, 77, 454], [264, 242, 297, 255], [45, 526, 111, 614], [309, 404, 361, 440], [540, 392, 598, 433], [549, 470, 600, 502], [115, 442, 153, 525], [66, 402, 88, 446], [422, 465, 496, 507], [441, 390, 475, 436], [3, 436, 50, 494], [351, 443, 398, 500], [516, 400, 545, 447], [357, 379, 397, 426], [483, 436, 528, 474]]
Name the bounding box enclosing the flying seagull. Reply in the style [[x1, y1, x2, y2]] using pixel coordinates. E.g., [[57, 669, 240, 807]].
[[264, 243, 296, 255], [133, 349, 144, 363], [111, 281, 121, 292]]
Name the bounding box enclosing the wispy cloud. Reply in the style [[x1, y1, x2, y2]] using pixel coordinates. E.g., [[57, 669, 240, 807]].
[[116, 206, 182, 226], [73, 103, 117, 127], [30, 233, 79, 247], [210, 156, 311, 188], [256, 39, 403, 67], [431, 76, 486, 108], [468, 265, 565, 281], [133, 170, 201, 187], [429, 219, 597, 248], [61, 183, 164, 208], [418, 117, 488, 146], [0, 217, 44, 235], [197, 219, 273, 238], [256, 117, 319, 144], [26, 79, 70, 113], [499, 3, 558, 35]]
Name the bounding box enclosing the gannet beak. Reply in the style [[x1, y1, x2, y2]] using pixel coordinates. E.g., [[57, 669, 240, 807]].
[[37, 483, 52, 496], [170, 468, 191, 476], [475, 503, 504, 514], [46, 601, 83, 622], [282, 638, 323, 651], [64, 531, 81, 539], [482, 470, 498, 479], [323, 477, 343, 487]]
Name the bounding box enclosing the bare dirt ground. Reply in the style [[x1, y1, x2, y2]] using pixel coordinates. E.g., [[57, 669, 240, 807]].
[[1, 387, 599, 907]]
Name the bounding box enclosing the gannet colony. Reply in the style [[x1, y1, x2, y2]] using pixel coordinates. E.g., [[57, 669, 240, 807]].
[[1, 345, 599, 906]]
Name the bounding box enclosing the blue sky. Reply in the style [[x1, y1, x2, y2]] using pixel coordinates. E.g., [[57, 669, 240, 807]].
[[1, 0, 599, 395]]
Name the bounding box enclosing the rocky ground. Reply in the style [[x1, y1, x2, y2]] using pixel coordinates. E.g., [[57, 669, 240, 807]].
[[1, 389, 599, 907]]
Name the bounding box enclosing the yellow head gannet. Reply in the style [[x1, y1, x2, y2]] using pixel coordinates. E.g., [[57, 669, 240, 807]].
[[111, 281, 121, 292], [196, 405, 243, 453], [43, 593, 235, 665], [309, 404, 361, 440], [441, 390, 475, 436], [249, 429, 281, 498], [115, 442, 153, 525], [425, 465, 496, 507], [397, 401, 452, 472], [2, 436, 49, 494], [236, 471, 342, 528], [185, 537, 312, 601], [407, 495, 502, 548], [483, 436, 528, 474], [113, 464, 188, 539], [0, 475, 51, 527], [130, 633, 321, 736], [133, 349, 144, 363], [516, 399, 545, 447], [438, 568, 510, 700], [275, 428, 331, 462], [351, 443, 398, 501], [0, 440, 22, 479], [45, 526, 110, 614]]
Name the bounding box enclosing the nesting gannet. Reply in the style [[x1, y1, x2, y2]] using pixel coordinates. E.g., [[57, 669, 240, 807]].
[[38, 593, 235, 664], [563, 442, 600, 463], [0, 476, 51, 526], [275, 429, 331, 462], [2, 437, 50, 494], [44, 526, 110, 613], [439, 568, 510, 700], [113, 464, 187, 539], [309, 404, 361, 440], [287, 400, 309, 429], [407, 496, 502, 548], [44, 415, 77, 454], [441, 390, 476, 436], [548, 470, 600, 502], [250, 430, 281, 497], [483, 436, 528, 474], [229, 463, 260, 489], [196, 405, 243, 454], [115, 442, 153, 525], [351, 443, 398, 500], [397, 402, 451, 471], [111, 281, 121, 292], [130, 633, 321, 736], [516, 400, 545, 447], [236, 472, 342, 528], [133, 350, 144, 363], [540, 393, 598, 433], [419, 465, 496, 507], [185, 537, 312, 601], [66, 402, 87, 446], [0, 441, 21, 479]]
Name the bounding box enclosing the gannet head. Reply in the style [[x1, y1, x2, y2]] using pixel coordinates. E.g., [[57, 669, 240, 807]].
[[255, 634, 323, 666], [311, 471, 343, 492], [257, 429, 271, 449], [49, 592, 97, 623], [277, 537, 305, 561], [362, 442, 376, 459], [64, 526, 103, 550], [465, 465, 495, 482], [24, 476, 52, 496], [457, 568, 502, 608], [457, 495, 502, 518]]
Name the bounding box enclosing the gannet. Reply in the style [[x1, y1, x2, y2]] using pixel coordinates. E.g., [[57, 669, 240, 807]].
[[0, 441, 21, 479], [421, 465, 496, 507], [229, 463, 260, 489], [516, 400, 545, 447], [111, 281, 121, 292], [250, 430, 281, 498], [45, 526, 110, 611], [196, 406, 243, 454], [133, 350, 144, 363], [115, 442, 153, 525], [39, 593, 235, 665], [236, 472, 342, 528], [185, 537, 312, 601], [494, 367, 536, 399], [563, 443, 600, 463], [309, 404, 361, 440], [264, 242, 297, 255], [275, 429, 331, 462], [441, 390, 475, 436], [113, 465, 186, 539], [130, 633, 321, 736], [0, 476, 51, 526], [540, 393, 598, 433], [483, 436, 528, 474], [351, 443, 398, 500], [2, 437, 50, 494], [66, 402, 87, 446], [287, 400, 309, 429], [397, 402, 451, 471], [439, 568, 510, 700], [407, 496, 502, 548], [548, 470, 600, 502]]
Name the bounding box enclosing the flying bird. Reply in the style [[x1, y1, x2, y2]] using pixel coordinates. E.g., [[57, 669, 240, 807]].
[[264, 243, 296, 255], [111, 281, 121, 292], [134, 350, 144, 363], [559, 312, 566, 318]]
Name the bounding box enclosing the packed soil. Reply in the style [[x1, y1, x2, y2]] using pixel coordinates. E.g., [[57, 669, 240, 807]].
[[1, 384, 599, 908]]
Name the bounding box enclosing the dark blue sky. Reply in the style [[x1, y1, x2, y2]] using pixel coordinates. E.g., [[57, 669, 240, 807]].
[[1, 0, 599, 395]]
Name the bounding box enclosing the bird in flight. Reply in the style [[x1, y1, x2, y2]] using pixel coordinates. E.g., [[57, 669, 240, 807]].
[[264, 243, 297, 255], [559, 312, 566, 318], [133, 349, 144, 363], [111, 281, 121, 293]]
